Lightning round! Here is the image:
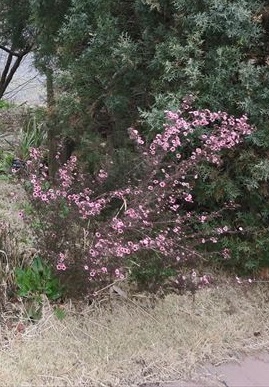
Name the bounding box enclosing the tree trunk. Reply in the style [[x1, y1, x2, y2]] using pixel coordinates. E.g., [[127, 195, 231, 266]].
[[45, 68, 59, 180], [46, 68, 76, 180], [0, 54, 24, 99], [0, 45, 31, 100], [46, 67, 55, 107]]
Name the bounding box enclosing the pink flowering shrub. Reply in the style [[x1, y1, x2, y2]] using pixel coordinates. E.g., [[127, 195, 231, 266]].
[[22, 99, 254, 295]]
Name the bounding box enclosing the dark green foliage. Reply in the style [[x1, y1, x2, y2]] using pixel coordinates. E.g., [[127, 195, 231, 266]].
[[0, 0, 32, 50], [2, 0, 269, 281], [54, 0, 268, 135], [195, 145, 269, 274], [30, 0, 72, 69], [39, 0, 269, 276], [128, 252, 177, 291]]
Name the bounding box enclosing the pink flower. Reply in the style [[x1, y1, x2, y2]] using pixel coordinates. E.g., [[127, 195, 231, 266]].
[[115, 269, 120, 276], [98, 169, 108, 179], [58, 252, 66, 262], [57, 263, 66, 271], [200, 275, 210, 285], [18, 211, 24, 219], [184, 194, 193, 202], [222, 248, 230, 259]]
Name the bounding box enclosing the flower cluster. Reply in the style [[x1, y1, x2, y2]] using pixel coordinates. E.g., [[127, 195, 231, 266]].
[[24, 101, 254, 284]]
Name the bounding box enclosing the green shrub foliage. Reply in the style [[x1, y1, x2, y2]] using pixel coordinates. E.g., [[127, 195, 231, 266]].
[[47, 0, 269, 275], [54, 0, 267, 133], [2, 0, 267, 279]]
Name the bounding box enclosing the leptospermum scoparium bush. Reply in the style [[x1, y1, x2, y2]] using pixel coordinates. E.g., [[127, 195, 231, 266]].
[[23, 99, 254, 293]]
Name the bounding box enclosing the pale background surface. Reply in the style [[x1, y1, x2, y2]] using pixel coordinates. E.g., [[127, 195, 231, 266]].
[[0, 52, 45, 105]]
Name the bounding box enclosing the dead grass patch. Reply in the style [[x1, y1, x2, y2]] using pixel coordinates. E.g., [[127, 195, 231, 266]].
[[0, 180, 34, 247], [0, 283, 269, 386]]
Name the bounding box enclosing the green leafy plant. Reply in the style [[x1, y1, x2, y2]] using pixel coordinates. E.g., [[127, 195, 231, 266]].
[[19, 109, 47, 160], [54, 306, 66, 320], [0, 99, 12, 109], [0, 150, 14, 174], [15, 256, 63, 301]]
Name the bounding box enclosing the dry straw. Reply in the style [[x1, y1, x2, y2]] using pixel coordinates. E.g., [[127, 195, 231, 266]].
[[0, 283, 269, 386]]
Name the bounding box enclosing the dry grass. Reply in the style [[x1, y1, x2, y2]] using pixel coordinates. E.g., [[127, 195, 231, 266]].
[[0, 283, 269, 386], [0, 180, 36, 280]]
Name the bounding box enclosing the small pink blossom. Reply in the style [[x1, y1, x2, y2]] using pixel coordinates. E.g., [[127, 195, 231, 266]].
[[184, 194, 193, 202], [18, 211, 24, 219], [115, 269, 120, 277], [57, 263, 66, 271]]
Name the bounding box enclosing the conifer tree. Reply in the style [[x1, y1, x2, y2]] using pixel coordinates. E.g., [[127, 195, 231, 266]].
[[55, 0, 268, 140], [0, 0, 33, 99], [52, 0, 269, 272]]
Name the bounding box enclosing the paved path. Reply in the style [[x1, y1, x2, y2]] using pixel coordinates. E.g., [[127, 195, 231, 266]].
[[142, 352, 269, 387]]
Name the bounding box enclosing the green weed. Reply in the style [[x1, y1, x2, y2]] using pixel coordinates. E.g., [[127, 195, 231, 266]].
[[15, 256, 62, 301]]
